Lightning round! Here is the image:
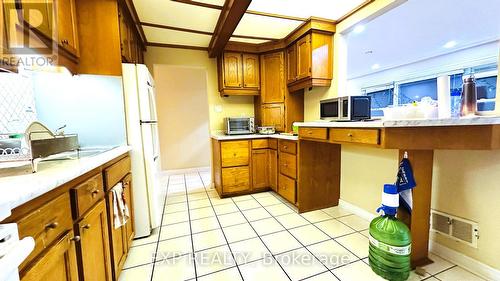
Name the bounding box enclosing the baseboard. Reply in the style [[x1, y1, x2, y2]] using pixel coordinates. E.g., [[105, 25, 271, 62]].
[[429, 240, 500, 281], [339, 199, 500, 280], [162, 166, 210, 175], [338, 199, 377, 221]]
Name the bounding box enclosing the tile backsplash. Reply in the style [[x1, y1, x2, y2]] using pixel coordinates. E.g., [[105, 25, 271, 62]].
[[0, 73, 37, 135]]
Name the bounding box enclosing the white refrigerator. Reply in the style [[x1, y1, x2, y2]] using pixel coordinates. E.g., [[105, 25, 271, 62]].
[[122, 63, 162, 238]]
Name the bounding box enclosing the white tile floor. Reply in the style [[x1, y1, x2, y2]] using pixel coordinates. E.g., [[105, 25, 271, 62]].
[[119, 170, 486, 281]]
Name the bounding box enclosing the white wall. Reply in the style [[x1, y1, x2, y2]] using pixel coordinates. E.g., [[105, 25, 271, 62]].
[[32, 72, 127, 147]]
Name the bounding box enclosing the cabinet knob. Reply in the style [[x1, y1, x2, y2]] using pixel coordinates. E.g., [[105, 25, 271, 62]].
[[347, 133, 353, 137], [82, 224, 91, 230], [91, 189, 100, 197], [45, 222, 59, 230], [283, 145, 288, 149], [233, 153, 237, 157], [70, 236, 81, 242]]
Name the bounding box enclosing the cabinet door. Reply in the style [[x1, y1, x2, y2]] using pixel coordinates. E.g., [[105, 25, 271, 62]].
[[123, 174, 135, 247], [78, 200, 112, 281], [268, 150, 278, 192], [20, 0, 53, 39], [21, 230, 79, 281], [57, 0, 79, 55], [119, 6, 131, 62], [286, 44, 297, 83], [107, 193, 128, 278], [222, 166, 250, 193], [221, 140, 249, 167], [242, 54, 260, 88], [223, 52, 243, 88], [261, 51, 285, 103], [296, 34, 311, 80], [262, 103, 285, 132], [252, 149, 268, 189]]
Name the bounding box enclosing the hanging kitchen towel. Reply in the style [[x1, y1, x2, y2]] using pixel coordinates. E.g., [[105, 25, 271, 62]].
[[112, 182, 130, 229], [396, 157, 416, 213]]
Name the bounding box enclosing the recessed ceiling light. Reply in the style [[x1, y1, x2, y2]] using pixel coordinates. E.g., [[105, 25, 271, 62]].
[[443, 40, 457, 48], [353, 25, 365, 34], [371, 64, 380, 70], [364, 50, 373, 54]]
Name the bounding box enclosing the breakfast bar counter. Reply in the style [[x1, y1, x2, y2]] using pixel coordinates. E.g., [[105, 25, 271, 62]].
[[294, 117, 500, 268]]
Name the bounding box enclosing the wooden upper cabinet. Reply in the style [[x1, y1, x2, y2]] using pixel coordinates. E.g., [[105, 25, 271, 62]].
[[218, 52, 260, 96], [21, 230, 79, 281], [252, 149, 269, 189], [261, 51, 285, 104], [57, 0, 79, 56], [19, 0, 53, 39], [286, 44, 297, 84], [262, 103, 285, 132], [118, 5, 131, 62], [223, 52, 243, 88], [296, 34, 311, 80], [77, 200, 112, 281], [242, 54, 260, 88]]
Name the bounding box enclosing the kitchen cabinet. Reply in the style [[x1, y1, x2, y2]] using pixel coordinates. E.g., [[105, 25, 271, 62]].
[[296, 34, 311, 80], [261, 52, 285, 104], [255, 50, 304, 133], [252, 149, 269, 189], [261, 103, 285, 132], [218, 52, 260, 96], [123, 174, 135, 247], [21, 230, 80, 281], [286, 32, 333, 92], [221, 166, 251, 193], [221, 140, 249, 167], [278, 173, 296, 204], [212, 140, 252, 196], [268, 149, 278, 192], [286, 44, 297, 84], [118, 3, 143, 64], [57, 0, 79, 56], [76, 200, 112, 281]]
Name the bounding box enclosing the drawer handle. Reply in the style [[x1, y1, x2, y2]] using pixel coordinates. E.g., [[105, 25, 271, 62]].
[[91, 189, 100, 197], [45, 222, 59, 230], [283, 145, 288, 149], [308, 131, 313, 134], [347, 133, 353, 137], [82, 224, 91, 230], [70, 236, 81, 242], [233, 153, 237, 157], [283, 163, 288, 167]]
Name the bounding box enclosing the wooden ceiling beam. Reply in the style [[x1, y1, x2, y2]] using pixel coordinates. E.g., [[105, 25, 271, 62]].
[[208, 0, 251, 58], [146, 42, 208, 51]]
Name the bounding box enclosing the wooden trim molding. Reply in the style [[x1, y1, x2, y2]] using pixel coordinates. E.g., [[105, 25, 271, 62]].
[[141, 22, 213, 36], [208, 0, 251, 58], [146, 42, 208, 51], [336, 0, 375, 23]]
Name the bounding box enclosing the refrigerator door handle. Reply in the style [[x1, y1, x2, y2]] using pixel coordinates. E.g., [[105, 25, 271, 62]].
[[140, 120, 158, 124]]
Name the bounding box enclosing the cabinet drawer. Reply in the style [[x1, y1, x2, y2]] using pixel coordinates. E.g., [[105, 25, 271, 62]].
[[278, 174, 296, 204], [269, 139, 278, 150], [279, 152, 297, 179], [18, 193, 72, 270], [72, 173, 105, 218], [252, 139, 269, 149], [330, 128, 380, 145], [104, 156, 131, 190], [299, 127, 328, 140], [279, 140, 297, 154], [221, 141, 249, 167], [222, 166, 250, 193]]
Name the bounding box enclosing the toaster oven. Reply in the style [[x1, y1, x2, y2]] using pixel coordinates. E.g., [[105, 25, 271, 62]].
[[224, 117, 255, 135]]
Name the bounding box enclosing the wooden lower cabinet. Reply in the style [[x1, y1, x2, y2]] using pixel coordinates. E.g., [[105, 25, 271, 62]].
[[268, 149, 278, 192], [221, 166, 251, 193], [123, 174, 135, 247], [107, 191, 128, 279], [21, 230, 79, 281], [76, 200, 112, 281], [278, 174, 296, 204], [252, 149, 269, 189]]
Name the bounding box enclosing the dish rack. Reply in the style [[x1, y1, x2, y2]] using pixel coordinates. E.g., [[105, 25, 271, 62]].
[[0, 132, 79, 173]]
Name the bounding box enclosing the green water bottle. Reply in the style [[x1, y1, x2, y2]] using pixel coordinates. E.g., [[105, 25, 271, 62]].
[[369, 184, 411, 281]]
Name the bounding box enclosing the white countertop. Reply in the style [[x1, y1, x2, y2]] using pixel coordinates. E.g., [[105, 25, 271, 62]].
[[295, 116, 500, 128], [211, 133, 299, 141], [0, 146, 131, 214]]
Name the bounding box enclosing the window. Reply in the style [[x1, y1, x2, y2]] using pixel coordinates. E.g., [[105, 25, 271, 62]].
[[398, 78, 438, 105], [366, 88, 393, 117], [476, 75, 496, 111]]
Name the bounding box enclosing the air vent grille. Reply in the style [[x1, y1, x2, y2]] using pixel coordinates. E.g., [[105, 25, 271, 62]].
[[430, 210, 478, 248]]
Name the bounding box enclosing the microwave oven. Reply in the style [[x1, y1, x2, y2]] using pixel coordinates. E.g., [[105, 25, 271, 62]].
[[320, 96, 371, 121], [224, 117, 255, 135]]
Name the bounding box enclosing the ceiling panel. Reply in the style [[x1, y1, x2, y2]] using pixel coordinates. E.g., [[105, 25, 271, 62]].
[[132, 0, 220, 33], [233, 14, 303, 39], [248, 0, 366, 20], [144, 26, 211, 47], [229, 37, 271, 44]]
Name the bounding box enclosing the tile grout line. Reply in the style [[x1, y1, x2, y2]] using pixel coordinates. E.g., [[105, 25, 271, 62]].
[[183, 174, 199, 281], [264, 192, 364, 279], [149, 175, 171, 281], [249, 194, 337, 280], [196, 171, 245, 281], [228, 195, 293, 281]]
